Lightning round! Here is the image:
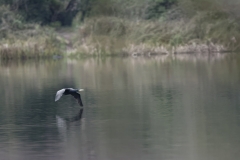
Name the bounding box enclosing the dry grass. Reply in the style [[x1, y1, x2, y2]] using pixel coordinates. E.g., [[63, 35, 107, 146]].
[[0, 36, 64, 59], [70, 12, 236, 56], [1, 6, 239, 58], [0, 6, 64, 59]]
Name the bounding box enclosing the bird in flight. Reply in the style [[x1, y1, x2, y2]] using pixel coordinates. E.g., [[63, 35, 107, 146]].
[[55, 88, 84, 106]]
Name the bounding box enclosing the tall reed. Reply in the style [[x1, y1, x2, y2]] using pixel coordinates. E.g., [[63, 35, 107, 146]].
[[72, 11, 239, 55]]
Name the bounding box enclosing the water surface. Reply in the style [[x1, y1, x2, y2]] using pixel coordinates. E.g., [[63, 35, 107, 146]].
[[0, 55, 240, 160]]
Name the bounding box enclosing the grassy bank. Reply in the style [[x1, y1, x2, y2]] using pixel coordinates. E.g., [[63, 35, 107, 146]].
[[1, 6, 240, 59], [0, 6, 65, 59], [0, 24, 66, 59], [70, 11, 239, 56]]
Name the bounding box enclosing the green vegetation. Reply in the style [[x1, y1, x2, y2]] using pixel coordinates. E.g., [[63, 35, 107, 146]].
[[0, 0, 240, 58], [0, 5, 65, 59]]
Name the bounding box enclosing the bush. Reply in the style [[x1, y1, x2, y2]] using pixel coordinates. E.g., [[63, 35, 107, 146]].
[[0, 5, 24, 30], [145, 0, 177, 19]]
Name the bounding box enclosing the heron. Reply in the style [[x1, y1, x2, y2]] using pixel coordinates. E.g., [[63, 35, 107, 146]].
[[55, 88, 84, 106]]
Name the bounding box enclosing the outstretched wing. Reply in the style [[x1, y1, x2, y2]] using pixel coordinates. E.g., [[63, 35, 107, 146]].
[[71, 92, 83, 106], [55, 89, 65, 101]]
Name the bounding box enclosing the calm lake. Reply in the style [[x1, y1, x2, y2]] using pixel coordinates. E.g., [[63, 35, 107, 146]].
[[0, 54, 240, 160]]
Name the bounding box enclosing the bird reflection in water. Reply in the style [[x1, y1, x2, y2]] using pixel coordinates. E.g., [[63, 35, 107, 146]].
[[65, 108, 84, 122], [56, 108, 84, 139], [56, 108, 84, 124]]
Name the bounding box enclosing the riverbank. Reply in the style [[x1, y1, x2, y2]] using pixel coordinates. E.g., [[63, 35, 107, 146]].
[[0, 25, 66, 59], [0, 9, 239, 59], [58, 11, 239, 57]]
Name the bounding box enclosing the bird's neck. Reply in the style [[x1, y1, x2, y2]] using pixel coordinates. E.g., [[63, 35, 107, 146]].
[[64, 89, 70, 95]]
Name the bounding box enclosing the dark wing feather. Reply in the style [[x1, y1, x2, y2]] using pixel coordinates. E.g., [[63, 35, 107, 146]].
[[71, 92, 83, 106]]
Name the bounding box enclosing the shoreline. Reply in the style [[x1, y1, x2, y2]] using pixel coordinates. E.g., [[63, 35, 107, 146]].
[[1, 14, 239, 59], [0, 39, 232, 59]]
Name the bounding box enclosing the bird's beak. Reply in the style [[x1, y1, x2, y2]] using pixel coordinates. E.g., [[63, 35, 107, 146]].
[[78, 89, 84, 92]]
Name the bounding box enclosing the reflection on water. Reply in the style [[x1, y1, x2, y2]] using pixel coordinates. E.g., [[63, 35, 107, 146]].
[[0, 54, 240, 160], [56, 108, 84, 144]]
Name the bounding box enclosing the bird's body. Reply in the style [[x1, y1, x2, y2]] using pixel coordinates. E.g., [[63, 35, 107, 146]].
[[55, 88, 84, 106]]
